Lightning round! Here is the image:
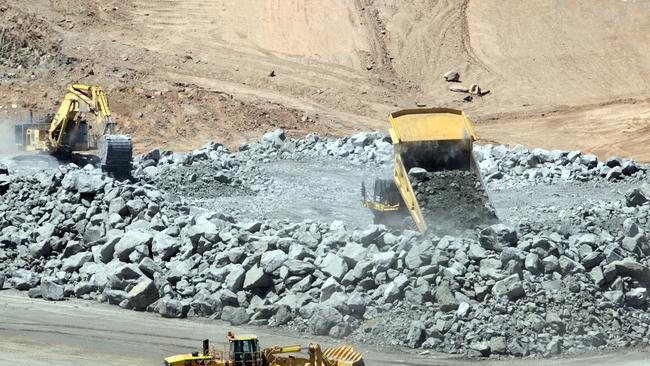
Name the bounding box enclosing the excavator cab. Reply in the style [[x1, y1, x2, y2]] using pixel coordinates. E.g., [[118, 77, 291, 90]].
[[228, 332, 263, 366]]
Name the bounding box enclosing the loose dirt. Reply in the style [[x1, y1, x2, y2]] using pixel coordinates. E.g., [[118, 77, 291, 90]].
[[0, 1, 648, 159], [413, 170, 498, 234]]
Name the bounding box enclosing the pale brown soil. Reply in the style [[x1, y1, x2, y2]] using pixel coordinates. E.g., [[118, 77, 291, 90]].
[[0, 0, 648, 159]]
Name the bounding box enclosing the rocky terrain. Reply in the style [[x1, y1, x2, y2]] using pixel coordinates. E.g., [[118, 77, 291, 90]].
[[1, 131, 650, 359]]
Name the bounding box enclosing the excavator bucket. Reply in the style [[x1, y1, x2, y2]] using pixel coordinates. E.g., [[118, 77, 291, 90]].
[[322, 345, 364, 366], [99, 134, 133, 179]]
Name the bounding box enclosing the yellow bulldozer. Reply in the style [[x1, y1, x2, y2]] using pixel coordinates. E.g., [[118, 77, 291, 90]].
[[13, 84, 132, 178], [362, 108, 484, 234], [164, 332, 364, 366]]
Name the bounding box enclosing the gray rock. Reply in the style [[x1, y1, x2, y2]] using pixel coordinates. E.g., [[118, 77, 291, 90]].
[[260, 250, 288, 273], [138, 257, 162, 278], [320, 253, 348, 280], [221, 306, 250, 325], [406, 321, 426, 348], [272, 305, 293, 326], [626, 184, 650, 207], [625, 287, 647, 307], [371, 251, 396, 272], [62, 171, 105, 194], [492, 274, 525, 300], [524, 253, 542, 275], [127, 278, 159, 311], [308, 306, 343, 336], [159, 298, 188, 318], [339, 242, 367, 267], [546, 337, 563, 355], [11, 269, 40, 290], [479, 258, 503, 279], [29, 241, 52, 258], [243, 264, 272, 289], [284, 259, 315, 275], [103, 289, 128, 305], [263, 129, 286, 147], [383, 274, 408, 303], [41, 278, 65, 301], [114, 231, 153, 261], [62, 252, 93, 272], [490, 337, 507, 355], [152, 233, 180, 262], [435, 281, 458, 311], [470, 341, 491, 357], [224, 265, 246, 292], [443, 71, 460, 82], [468, 243, 488, 261], [612, 259, 650, 283], [74, 281, 96, 297]]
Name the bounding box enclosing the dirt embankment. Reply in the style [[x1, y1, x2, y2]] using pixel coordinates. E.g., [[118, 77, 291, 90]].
[[0, 0, 649, 160]]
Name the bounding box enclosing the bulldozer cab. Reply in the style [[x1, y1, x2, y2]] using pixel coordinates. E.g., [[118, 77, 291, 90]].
[[228, 333, 263, 366]]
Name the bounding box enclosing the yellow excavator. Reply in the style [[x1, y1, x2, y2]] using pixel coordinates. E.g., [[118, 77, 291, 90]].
[[164, 332, 364, 366], [362, 108, 482, 234], [14, 84, 132, 177]]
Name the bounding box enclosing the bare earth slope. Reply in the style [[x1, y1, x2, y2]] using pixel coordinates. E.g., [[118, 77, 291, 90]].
[[0, 0, 648, 159]]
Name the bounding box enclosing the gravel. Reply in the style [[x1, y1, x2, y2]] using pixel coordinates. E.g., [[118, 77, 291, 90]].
[[1, 130, 650, 359]]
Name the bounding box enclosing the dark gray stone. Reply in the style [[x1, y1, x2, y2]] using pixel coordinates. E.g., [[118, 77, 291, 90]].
[[221, 306, 250, 325], [41, 278, 65, 301], [127, 278, 159, 311]]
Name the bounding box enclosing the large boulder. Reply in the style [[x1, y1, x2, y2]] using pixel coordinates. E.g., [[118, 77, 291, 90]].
[[127, 278, 160, 311], [492, 274, 525, 300], [260, 250, 288, 273], [152, 233, 180, 262], [114, 231, 153, 261], [319, 253, 348, 280], [221, 306, 250, 325], [308, 306, 343, 336], [11, 269, 40, 290], [62, 252, 93, 272], [243, 264, 272, 289], [61, 170, 105, 194], [224, 265, 246, 292], [434, 281, 459, 311], [159, 298, 188, 318], [626, 184, 650, 207], [40, 278, 65, 301]]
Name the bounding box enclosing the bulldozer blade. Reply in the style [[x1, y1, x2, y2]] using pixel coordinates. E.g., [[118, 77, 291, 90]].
[[322, 345, 364, 366]]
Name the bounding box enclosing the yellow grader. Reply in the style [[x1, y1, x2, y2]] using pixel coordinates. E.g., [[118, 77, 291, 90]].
[[164, 332, 364, 366]]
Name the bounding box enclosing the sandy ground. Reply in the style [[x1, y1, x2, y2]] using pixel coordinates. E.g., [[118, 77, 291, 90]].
[[0, 0, 648, 159], [1, 290, 649, 366]]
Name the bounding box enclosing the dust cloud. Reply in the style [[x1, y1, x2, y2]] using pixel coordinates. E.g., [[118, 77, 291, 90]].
[[0, 118, 18, 155]]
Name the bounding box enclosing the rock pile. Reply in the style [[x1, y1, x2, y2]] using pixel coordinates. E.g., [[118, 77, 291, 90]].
[[475, 144, 646, 188], [239, 130, 393, 165], [1, 131, 650, 359]]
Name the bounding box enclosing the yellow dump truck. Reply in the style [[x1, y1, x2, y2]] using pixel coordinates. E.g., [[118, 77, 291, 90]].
[[362, 108, 484, 234]]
